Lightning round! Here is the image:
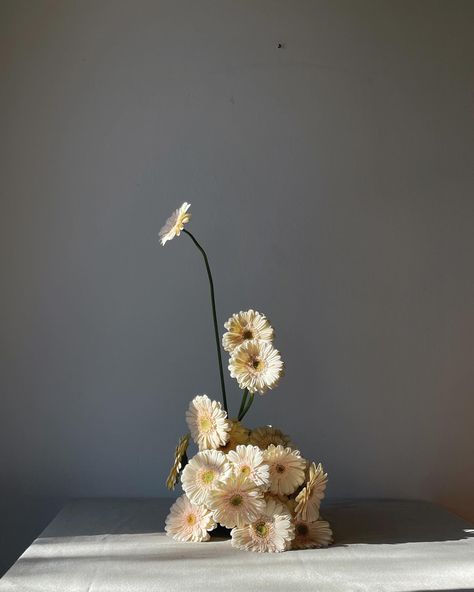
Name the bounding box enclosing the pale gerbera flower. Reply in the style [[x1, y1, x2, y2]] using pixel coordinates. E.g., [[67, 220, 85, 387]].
[[186, 395, 230, 451], [222, 310, 274, 353], [166, 434, 190, 490], [181, 449, 231, 505], [229, 339, 284, 394], [219, 420, 249, 453], [208, 474, 265, 528], [249, 426, 292, 450], [165, 494, 215, 542], [294, 462, 328, 522], [264, 445, 306, 496], [292, 519, 333, 549], [159, 202, 191, 245], [227, 445, 270, 488], [231, 498, 294, 553]]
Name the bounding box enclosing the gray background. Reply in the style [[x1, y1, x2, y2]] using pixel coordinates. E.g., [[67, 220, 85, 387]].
[[1, 0, 473, 574]]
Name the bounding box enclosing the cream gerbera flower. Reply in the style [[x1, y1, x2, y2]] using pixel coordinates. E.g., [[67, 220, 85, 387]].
[[208, 474, 265, 528], [291, 518, 333, 549], [181, 449, 231, 505], [186, 395, 230, 451], [222, 310, 274, 353], [229, 339, 283, 394], [231, 498, 294, 553], [219, 420, 249, 453], [166, 434, 190, 490], [227, 445, 270, 488], [294, 462, 328, 522], [264, 445, 306, 496], [165, 494, 215, 542], [159, 202, 191, 245], [249, 426, 292, 450]]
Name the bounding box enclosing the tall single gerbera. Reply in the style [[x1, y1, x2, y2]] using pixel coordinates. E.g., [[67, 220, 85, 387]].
[[165, 494, 215, 542], [166, 434, 190, 490], [222, 310, 274, 353], [219, 420, 250, 453], [264, 445, 306, 496], [231, 498, 294, 553], [249, 426, 292, 450], [186, 395, 230, 451], [294, 462, 328, 522], [291, 518, 333, 550], [208, 474, 265, 528], [229, 339, 283, 394], [227, 444, 270, 488], [181, 449, 231, 505], [159, 202, 191, 245]]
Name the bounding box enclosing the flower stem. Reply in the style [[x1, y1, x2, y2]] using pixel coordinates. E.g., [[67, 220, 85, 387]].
[[237, 389, 249, 420], [238, 392, 254, 421], [183, 229, 228, 413]]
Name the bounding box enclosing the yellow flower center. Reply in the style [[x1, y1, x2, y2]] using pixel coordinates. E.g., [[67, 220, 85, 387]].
[[186, 513, 197, 526], [240, 465, 251, 477], [230, 494, 243, 507], [201, 470, 215, 485], [296, 523, 309, 537], [276, 463, 286, 474], [254, 521, 269, 538], [199, 416, 213, 433]]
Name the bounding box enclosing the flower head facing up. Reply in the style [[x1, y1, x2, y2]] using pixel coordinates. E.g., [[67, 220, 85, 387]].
[[166, 434, 190, 490], [186, 395, 230, 451], [222, 310, 274, 353], [264, 445, 306, 496], [292, 519, 333, 550], [249, 426, 292, 450], [165, 494, 215, 542], [227, 444, 270, 488], [181, 449, 231, 506], [218, 420, 250, 453], [159, 202, 191, 245], [229, 339, 284, 394], [208, 474, 265, 528], [294, 462, 328, 522], [231, 498, 294, 553]]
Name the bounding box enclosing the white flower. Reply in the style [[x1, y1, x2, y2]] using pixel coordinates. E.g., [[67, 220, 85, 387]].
[[222, 310, 274, 353], [186, 395, 230, 451], [165, 494, 215, 542], [181, 449, 231, 505], [264, 445, 306, 496], [208, 474, 265, 528], [227, 445, 270, 488], [228, 339, 284, 394], [218, 420, 249, 453], [166, 434, 190, 490], [294, 462, 328, 522], [159, 202, 191, 245], [249, 426, 292, 450], [231, 498, 294, 553], [292, 519, 333, 549]]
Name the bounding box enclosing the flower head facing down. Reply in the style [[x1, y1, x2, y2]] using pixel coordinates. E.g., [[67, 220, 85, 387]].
[[222, 310, 274, 353], [166, 434, 190, 490], [181, 449, 231, 506], [291, 519, 333, 550], [165, 494, 215, 542], [159, 202, 191, 245], [249, 426, 292, 450], [231, 498, 294, 553], [264, 445, 306, 496], [229, 339, 284, 394], [294, 462, 328, 522], [186, 395, 230, 451], [227, 445, 270, 488], [218, 420, 250, 453], [208, 474, 266, 528]]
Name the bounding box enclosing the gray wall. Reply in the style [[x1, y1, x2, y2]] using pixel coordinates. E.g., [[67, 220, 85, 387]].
[[1, 0, 473, 571]]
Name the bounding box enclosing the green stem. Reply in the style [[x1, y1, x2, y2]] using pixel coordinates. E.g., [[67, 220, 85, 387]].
[[237, 389, 249, 420], [183, 229, 228, 413], [239, 392, 254, 421]]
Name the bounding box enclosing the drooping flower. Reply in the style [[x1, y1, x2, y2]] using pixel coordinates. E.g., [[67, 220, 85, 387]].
[[165, 494, 215, 542], [294, 462, 328, 522], [229, 339, 284, 394], [222, 310, 274, 353], [166, 434, 190, 490], [227, 445, 270, 488], [181, 449, 231, 505], [208, 474, 265, 528], [159, 202, 191, 245], [219, 420, 250, 453], [291, 518, 333, 550], [249, 426, 292, 450], [231, 498, 294, 553], [186, 395, 230, 451], [264, 445, 306, 496]]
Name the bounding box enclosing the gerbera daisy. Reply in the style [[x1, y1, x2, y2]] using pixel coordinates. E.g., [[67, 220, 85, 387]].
[[222, 310, 274, 353], [159, 202, 191, 245], [186, 395, 230, 451], [264, 445, 306, 496], [219, 420, 249, 453], [181, 449, 231, 505], [294, 462, 328, 522], [292, 518, 333, 550], [231, 498, 294, 553], [208, 474, 265, 528], [227, 445, 270, 488], [228, 339, 284, 394], [165, 494, 215, 542], [249, 426, 292, 450], [166, 434, 190, 490]]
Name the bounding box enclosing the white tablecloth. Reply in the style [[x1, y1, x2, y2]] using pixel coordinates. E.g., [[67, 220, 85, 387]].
[[1, 498, 473, 591]]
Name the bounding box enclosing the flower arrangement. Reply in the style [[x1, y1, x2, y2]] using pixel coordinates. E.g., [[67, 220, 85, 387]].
[[160, 203, 333, 552]]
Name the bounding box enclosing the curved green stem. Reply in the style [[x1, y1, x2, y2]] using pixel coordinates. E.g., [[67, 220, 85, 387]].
[[237, 389, 249, 420], [239, 392, 254, 421], [183, 229, 228, 413]]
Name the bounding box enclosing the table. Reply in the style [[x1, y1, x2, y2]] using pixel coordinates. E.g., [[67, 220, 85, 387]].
[[1, 499, 473, 591]]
